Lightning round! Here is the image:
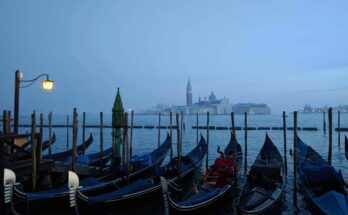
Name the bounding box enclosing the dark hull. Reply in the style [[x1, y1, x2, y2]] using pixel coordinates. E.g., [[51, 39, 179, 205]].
[[12, 135, 171, 214], [76, 136, 207, 214], [78, 159, 203, 214], [295, 137, 347, 215], [44, 133, 93, 161], [12, 155, 167, 214], [168, 132, 243, 214], [237, 134, 285, 215], [169, 185, 232, 214]]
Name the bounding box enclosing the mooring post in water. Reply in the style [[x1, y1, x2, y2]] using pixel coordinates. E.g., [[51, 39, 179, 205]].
[[231, 112, 236, 137], [244, 112, 248, 175], [130, 110, 134, 158], [158, 113, 161, 148], [48, 112, 52, 156], [170, 112, 173, 160], [66, 115, 69, 150], [2, 110, 7, 134], [196, 113, 199, 145], [38, 113, 44, 161], [283, 111, 288, 175], [338, 110, 341, 147], [122, 112, 126, 169], [124, 112, 130, 184], [99, 112, 104, 174], [176, 113, 182, 187], [82, 112, 86, 154], [293, 111, 298, 208], [31, 111, 37, 190], [72, 108, 77, 172], [206, 112, 209, 170], [328, 107, 333, 166], [7, 110, 11, 133], [8, 111, 13, 154], [323, 111, 326, 133]]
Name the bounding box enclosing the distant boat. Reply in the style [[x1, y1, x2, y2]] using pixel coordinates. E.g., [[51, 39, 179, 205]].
[[237, 134, 285, 214], [296, 137, 347, 215]]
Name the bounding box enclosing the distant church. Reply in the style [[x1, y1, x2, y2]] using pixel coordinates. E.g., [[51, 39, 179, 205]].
[[173, 79, 271, 115]]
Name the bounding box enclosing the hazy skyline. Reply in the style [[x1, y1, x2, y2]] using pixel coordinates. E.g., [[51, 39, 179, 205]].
[[1, 0, 348, 115]]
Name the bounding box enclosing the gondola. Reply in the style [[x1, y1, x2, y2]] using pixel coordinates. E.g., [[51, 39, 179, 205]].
[[237, 134, 285, 215], [43, 132, 93, 161], [9, 134, 171, 214], [345, 135, 348, 160], [75, 147, 113, 167], [296, 136, 348, 215], [74, 135, 208, 213], [162, 132, 242, 214], [7, 133, 57, 161], [26, 132, 57, 154]]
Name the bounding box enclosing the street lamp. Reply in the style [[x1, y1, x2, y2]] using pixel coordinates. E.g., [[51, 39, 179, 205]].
[[14, 70, 55, 134]]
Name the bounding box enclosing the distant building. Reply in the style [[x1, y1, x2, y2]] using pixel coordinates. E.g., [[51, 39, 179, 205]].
[[186, 79, 192, 106], [299, 104, 348, 114], [232, 103, 271, 115], [174, 79, 270, 114], [146, 79, 271, 115]]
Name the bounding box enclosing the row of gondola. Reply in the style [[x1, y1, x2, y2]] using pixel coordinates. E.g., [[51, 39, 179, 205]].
[[3, 132, 348, 215]]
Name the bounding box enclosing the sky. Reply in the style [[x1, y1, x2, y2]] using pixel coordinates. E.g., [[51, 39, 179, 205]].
[[1, 0, 348, 115]]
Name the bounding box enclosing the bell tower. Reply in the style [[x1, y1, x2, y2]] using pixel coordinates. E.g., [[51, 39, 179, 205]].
[[186, 78, 192, 106]]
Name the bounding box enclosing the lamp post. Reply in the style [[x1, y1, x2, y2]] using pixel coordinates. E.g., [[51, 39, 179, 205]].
[[14, 70, 54, 134]]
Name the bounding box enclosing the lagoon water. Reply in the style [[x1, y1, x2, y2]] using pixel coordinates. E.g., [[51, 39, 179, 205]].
[[10, 113, 348, 214]]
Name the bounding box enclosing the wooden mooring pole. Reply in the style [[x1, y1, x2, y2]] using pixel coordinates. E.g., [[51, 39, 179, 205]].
[[71, 108, 77, 172], [293, 111, 298, 208], [328, 107, 333, 166], [66, 115, 69, 150], [323, 111, 326, 133], [7, 110, 11, 133], [8, 111, 13, 153], [48, 112, 52, 156], [124, 113, 130, 184], [100, 112, 104, 174], [244, 112, 248, 175], [2, 110, 7, 134], [38, 113, 43, 161], [158, 113, 161, 148], [176, 113, 182, 187], [82, 112, 86, 154], [196, 113, 199, 145], [170, 112, 173, 160], [31, 111, 37, 190], [338, 110, 341, 147], [206, 112, 209, 170], [122, 112, 126, 168], [283, 111, 288, 175], [130, 110, 134, 158], [231, 112, 236, 137]]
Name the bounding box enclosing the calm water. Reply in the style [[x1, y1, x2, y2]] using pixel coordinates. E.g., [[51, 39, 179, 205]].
[[8, 113, 348, 214]]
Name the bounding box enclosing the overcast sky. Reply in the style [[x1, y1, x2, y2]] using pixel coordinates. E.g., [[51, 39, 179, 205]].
[[1, 0, 348, 115]]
